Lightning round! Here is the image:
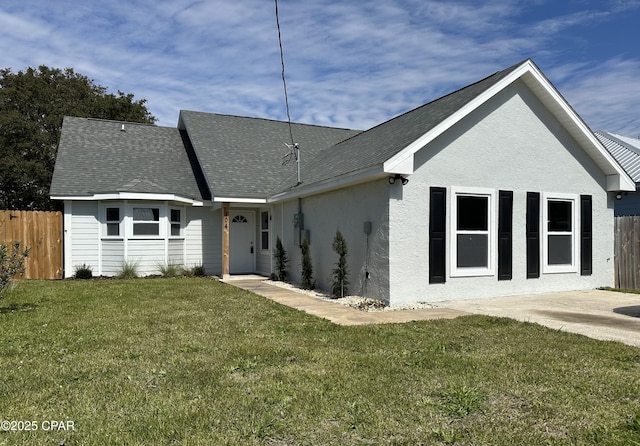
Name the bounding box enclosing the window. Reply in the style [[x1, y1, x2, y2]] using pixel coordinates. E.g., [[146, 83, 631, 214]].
[[261, 211, 270, 251], [543, 194, 577, 273], [133, 207, 160, 236], [105, 207, 121, 237], [450, 188, 494, 277], [170, 208, 183, 237]]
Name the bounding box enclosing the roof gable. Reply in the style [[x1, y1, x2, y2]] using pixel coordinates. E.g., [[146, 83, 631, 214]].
[[272, 59, 633, 198], [50, 117, 206, 202], [178, 111, 361, 200]]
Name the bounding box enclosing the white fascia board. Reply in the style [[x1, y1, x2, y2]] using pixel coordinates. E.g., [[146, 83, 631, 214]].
[[519, 64, 635, 191], [213, 197, 267, 204], [383, 62, 531, 175], [50, 193, 204, 206], [268, 165, 385, 203]]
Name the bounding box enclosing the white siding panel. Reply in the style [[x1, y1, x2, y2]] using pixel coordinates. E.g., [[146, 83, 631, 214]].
[[185, 207, 221, 275], [102, 239, 124, 276], [70, 201, 99, 272], [127, 240, 166, 276], [168, 239, 184, 264]]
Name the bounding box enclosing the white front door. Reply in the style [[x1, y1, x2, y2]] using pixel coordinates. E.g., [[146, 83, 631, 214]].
[[229, 212, 254, 273]]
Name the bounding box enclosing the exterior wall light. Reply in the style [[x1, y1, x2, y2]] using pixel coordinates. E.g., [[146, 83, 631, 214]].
[[388, 174, 409, 185]]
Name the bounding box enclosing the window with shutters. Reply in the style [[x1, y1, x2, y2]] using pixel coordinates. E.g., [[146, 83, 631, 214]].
[[450, 187, 495, 277]]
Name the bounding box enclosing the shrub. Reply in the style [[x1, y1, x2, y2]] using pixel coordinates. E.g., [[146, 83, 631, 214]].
[[0, 241, 30, 299], [273, 236, 288, 281], [331, 230, 349, 298], [185, 263, 206, 277], [74, 263, 93, 279], [300, 238, 314, 290], [117, 260, 139, 279], [157, 262, 183, 278]]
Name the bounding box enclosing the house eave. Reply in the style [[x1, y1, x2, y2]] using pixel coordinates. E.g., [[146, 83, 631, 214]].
[[382, 59, 635, 192], [268, 165, 386, 202], [213, 197, 268, 204], [50, 192, 204, 206]]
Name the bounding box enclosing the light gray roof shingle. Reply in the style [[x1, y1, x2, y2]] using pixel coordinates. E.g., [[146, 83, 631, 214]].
[[595, 131, 640, 183], [50, 117, 205, 201], [178, 111, 361, 199]]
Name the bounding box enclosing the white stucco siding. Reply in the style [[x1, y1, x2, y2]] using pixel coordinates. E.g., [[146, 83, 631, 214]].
[[389, 79, 614, 304], [68, 201, 100, 275], [185, 207, 219, 275], [277, 180, 390, 302]]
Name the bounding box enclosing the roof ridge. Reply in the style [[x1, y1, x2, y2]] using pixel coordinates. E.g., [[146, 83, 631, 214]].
[[179, 109, 360, 132]]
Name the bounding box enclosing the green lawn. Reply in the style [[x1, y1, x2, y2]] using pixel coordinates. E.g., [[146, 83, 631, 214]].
[[1, 278, 639, 445]]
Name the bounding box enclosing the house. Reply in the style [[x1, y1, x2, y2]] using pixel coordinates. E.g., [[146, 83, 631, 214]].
[[50, 59, 634, 305], [595, 131, 640, 216]]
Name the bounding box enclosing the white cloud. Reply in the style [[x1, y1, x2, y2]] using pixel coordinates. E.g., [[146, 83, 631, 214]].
[[0, 0, 638, 134]]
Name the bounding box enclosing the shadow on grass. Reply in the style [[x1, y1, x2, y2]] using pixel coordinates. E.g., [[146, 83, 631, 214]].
[[613, 306, 640, 318], [0, 303, 37, 314]]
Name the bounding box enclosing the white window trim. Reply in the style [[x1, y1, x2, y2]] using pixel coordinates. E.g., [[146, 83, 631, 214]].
[[129, 204, 165, 239], [260, 210, 270, 253], [168, 206, 186, 239], [101, 203, 124, 239], [542, 192, 578, 274], [450, 187, 495, 277]]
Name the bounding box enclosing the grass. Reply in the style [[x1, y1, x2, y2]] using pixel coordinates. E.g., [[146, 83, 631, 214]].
[[1, 278, 639, 445]]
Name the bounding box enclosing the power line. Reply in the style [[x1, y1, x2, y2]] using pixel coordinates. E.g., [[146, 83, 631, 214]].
[[274, 0, 295, 148]]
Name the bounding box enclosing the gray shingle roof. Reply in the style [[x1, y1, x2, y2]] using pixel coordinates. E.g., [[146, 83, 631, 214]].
[[595, 131, 640, 183], [50, 117, 205, 201], [273, 60, 526, 193], [178, 111, 361, 199]]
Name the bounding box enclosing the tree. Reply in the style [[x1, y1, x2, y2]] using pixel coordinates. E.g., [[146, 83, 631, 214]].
[[331, 230, 349, 298], [0, 65, 156, 210], [300, 238, 314, 290]]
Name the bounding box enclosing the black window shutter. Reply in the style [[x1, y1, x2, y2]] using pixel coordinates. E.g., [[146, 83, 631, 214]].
[[526, 192, 540, 278], [580, 195, 592, 276], [429, 187, 446, 284], [498, 190, 513, 280]]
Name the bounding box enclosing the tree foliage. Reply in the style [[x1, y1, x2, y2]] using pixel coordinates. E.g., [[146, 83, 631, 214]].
[[0, 65, 156, 210], [300, 238, 314, 290], [331, 230, 349, 298], [0, 241, 29, 299], [273, 236, 289, 281]]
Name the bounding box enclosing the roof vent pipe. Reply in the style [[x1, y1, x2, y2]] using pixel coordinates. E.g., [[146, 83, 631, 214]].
[[121, 124, 125, 132]]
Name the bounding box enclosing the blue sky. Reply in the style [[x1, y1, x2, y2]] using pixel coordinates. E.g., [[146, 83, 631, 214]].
[[1, 0, 639, 136]]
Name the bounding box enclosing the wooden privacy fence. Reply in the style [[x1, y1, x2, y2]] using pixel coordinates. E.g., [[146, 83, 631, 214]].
[[614, 215, 640, 289], [0, 210, 63, 279]]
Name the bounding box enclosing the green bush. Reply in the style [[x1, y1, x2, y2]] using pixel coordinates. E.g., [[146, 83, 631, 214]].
[[157, 262, 183, 278], [117, 260, 139, 279], [300, 238, 314, 290], [0, 241, 29, 299], [74, 263, 93, 279], [273, 236, 288, 281], [185, 263, 206, 277]]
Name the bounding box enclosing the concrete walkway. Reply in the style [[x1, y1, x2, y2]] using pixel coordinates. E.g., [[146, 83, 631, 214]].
[[223, 277, 640, 347], [222, 277, 467, 325]]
